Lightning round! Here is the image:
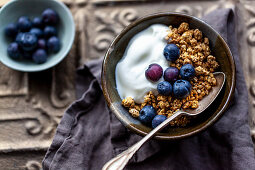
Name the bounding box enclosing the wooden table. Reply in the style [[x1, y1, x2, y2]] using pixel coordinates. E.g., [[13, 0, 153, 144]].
[[0, 0, 254, 169]]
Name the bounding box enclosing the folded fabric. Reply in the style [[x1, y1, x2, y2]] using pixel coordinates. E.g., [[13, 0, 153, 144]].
[[43, 8, 255, 170]]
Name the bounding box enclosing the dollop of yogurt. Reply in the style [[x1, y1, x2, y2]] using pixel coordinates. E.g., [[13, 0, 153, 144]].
[[115, 24, 170, 103]]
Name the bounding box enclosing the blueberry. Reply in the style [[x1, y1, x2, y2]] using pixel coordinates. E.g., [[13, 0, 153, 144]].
[[180, 64, 195, 80], [15, 32, 24, 44], [30, 28, 43, 38], [157, 81, 172, 96], [7, 42, 21, 59], [32, 49, 47, 64], [139, 105, 156, 125], [145, 64, 163, 82], [37, 39, 47, 49], [47, 36, 60, 53], [152, 115, 167, 129], [19, 33, 38, 51], [17, 16, 32, 32], [44, 26, 57, 38], [163, 44, 180, 62], [164, 67, 179, 82], [42, 8, 59, 25], [173, 80, 192, 99], [5, 23, 18, 38], [32, 17, 43, 28]]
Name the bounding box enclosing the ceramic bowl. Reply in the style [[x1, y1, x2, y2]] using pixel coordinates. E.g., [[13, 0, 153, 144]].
[[0, 0, 75, 72], [102, 13, 236, 140]]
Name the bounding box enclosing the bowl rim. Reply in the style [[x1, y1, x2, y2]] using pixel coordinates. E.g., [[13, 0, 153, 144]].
[[0, 0, 75, 72], [102, 12, 236, 140]]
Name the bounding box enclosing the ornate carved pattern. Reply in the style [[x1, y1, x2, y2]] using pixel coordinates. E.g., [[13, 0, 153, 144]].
[[50, 65, 75, 108], [73, 8, 88, 65], [175, 1, 234, 18], [93, 9, 138, 52], [245, 5, 255, 46], [90, 2, 236, 59], [243, 3, 255, 139]]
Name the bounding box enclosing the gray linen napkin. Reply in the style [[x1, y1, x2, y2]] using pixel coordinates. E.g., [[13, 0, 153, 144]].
[[42, 8, 255, 170]]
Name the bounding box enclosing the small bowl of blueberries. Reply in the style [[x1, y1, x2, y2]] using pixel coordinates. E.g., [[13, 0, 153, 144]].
[[0, 0, 75, 72]]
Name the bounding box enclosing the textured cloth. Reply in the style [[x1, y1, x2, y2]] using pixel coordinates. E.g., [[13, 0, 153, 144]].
[[43, 8, 255, 170]]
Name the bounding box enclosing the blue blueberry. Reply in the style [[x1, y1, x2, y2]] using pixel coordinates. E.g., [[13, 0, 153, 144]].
[[30, 28, 43, 38], [15, 32, 24, 44], [139, 105, 156, 125], [163, 44, 180, 62], [17, 16, 32, 32], [44, 26, 57, 38], [37, 39, 47, 49], [19, 33, 38, 51], [32, 49, 47, 64], [42, 8, 59, 25], [157, 81, 172, 96], [180, 64, 195, 80], [47, 36, 60, 53], [7, 42, 21, 59], [173, 80, 192, 99], [32, 17, 43, 28], [152, 115, 167, 129], [164, 67, 179, 82], [5, 23, 18, 38]]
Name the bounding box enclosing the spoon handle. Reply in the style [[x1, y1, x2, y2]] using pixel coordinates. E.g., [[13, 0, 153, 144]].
[[102, 110, 186, 170]]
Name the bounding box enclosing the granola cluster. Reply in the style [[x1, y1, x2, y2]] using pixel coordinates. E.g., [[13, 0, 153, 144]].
[[122, 22, 219, 126]]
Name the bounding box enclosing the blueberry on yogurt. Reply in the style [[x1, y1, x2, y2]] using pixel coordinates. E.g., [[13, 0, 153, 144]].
[[145, 64, 163, 82]]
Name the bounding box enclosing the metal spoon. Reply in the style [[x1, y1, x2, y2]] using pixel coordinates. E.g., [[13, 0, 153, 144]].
[[102, 72, 225, 170]]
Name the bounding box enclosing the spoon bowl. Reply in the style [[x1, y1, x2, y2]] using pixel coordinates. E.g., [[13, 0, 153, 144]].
[[184, 72, 225, 115]]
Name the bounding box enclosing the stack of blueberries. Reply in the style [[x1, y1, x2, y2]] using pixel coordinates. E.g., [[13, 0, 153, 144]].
[[141, 44, 195, 129], [5, 8, 61, 64]]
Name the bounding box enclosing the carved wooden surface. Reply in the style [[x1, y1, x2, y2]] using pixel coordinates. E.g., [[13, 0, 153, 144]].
[[0, 0, 254, 169]]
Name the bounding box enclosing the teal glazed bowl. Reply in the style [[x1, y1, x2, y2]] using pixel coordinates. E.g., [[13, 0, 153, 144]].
[[0, 0, 75, 72], [102, 13, 236, 140]]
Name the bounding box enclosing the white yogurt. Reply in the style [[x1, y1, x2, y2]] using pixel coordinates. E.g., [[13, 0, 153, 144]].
[[115, 24, 170, 103]]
